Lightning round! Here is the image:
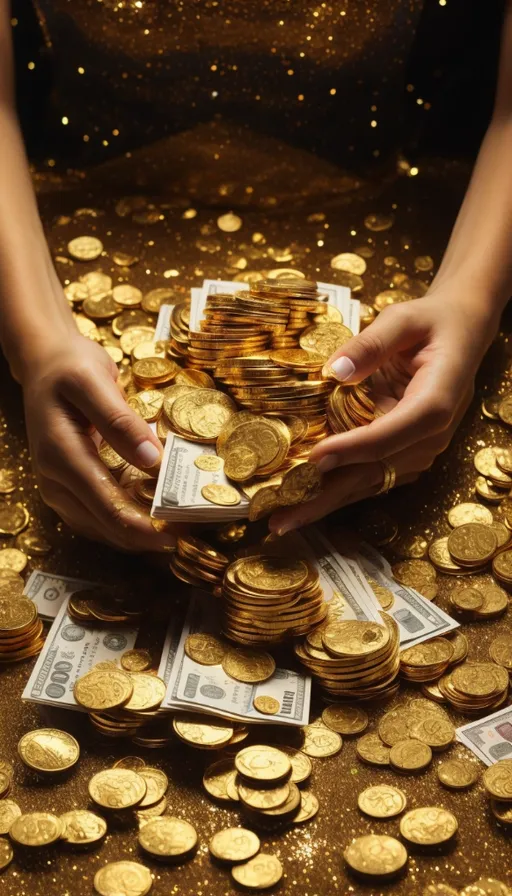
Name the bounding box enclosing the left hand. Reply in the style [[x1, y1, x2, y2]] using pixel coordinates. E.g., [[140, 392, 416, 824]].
[[269, 289, 496, 535]]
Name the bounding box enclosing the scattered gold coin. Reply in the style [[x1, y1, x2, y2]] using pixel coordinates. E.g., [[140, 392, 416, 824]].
[[231, 853, 283, 889], [293, 790, 319, 823], [209, 827, 260, 863], [358, 784, 407, 818], [400, 806, 458, 846], [301, 724, 342, 758], [88, 768, 147, 809], [253, 695, 280, 715], [18, 727, 80, 773], [389, 739, 432, 773], [235, 745, 291, 784], [93, 861, 152, 896], [138, 815, 198, 860], [438, 759, 480, 790], [0, 838, 13, 870], [322, 705, 369, 735], [9, 812, 62, 846], [60, 810, 108, 845], [0, 800, 21, 835], [344, 834, 407, 878], [120, 648, 152, 672], [184, 633, 226, 666], [222, 648, 276, 683], [68, 235, 103, 261]]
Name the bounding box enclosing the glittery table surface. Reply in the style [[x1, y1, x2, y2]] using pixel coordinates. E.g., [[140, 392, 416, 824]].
[[1, 155, 512, 896]]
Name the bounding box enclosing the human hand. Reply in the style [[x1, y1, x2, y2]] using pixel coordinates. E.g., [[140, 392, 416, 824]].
[[270, 290, 498, 534], [22, 331, 176, 551]]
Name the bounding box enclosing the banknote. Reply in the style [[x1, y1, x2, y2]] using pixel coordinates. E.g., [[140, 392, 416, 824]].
[[24, 570, 97, 620], [317, 281, 360, 334], [355, 542, 459, 648], [22, 597, 138, 711], [457, 706, 512, 765], [158, 594, 311, 726], [154, 304, 174, 341], [298, 528, 382, 623], [152, 432, 248, 521]]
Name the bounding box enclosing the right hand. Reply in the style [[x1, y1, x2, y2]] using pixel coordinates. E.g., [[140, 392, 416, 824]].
[[21, 331, 177, 552]]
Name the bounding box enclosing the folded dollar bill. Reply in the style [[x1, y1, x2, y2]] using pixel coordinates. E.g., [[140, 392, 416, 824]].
[[24, 570, 97, 620], [22, 597, 138, 711], [158, 594, 311, 726], [152, 432, 249, 522], [457, 706, 512, 765], [154, 304, 175, 341]]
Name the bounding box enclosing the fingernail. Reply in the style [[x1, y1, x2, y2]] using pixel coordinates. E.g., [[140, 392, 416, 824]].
[[326, 356, 356, 382], [316, 454, 339, 474], [135, 440, 161, 468]]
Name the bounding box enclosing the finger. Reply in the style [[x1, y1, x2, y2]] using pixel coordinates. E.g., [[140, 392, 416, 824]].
[[269, 462, 384, 535], [60, 369, 162, 470], [322, 304, 427, 383], [311, 357, 465, 471], [45, 421, 176, 552], [39, 483, 115, 545]]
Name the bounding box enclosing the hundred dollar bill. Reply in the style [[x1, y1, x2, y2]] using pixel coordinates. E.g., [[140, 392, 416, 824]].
[[456, 705, 512, 765], [298, 528, 382, 623], [152, 432, 248, 522], [355, 541, 459, 648], [154, 304, 174, 341], [159, 594, 311, 726], [317, 281, 359, 334], [22, 597, 138, 710], [24, 569, 96, 621]]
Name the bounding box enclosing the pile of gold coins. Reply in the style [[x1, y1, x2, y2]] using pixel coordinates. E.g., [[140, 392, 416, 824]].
[[221, 554, 325, 645], [169, 536, 229, 590], [399, 632, 467, 683], [295, 616, 400, 700], [68, 587, 144, 626], [482, 758, 512, 828], [437, 661, 509, 714], [327, 383, 377, 433]]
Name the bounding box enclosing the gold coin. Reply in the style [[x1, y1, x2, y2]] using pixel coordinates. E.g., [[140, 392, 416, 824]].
[[278, 747, 312, 784], [0, 597, 37, 632], [489, 634, 512, 670], [88, 768, 147, 809], [231, 853, 283, 890], [0, 838, 13, 871], [428, 537, 468, 574], [119, 326, 156, 355], [142, 287, 175, 313], [323, 620, 389, 658], [365, 213, 395, 231], [356, 733, 391, 766], [184, 633, 226, 666], [203, 759, 237, 802], [10, 812, 62, 846], [93, 861, 152, 896], [400, 806, 458, 845], [438, 759, 479, 790], [201, 484, 241, 506], [0, 469, 17, 495], [217, 212, 243, 232], [0, 800, 21, 835], [113, 756, 146, 771], [447, 502, 494, 527], [302, 724, 343, 758], [138, 816, 197, 860], [408, 715, 455, 751], [423, 886, 460, 896], [236, 556, 308, 592], [137, 797, 168, 822], [68, 235, 103, 261], [0, 503, 29, 536], [460, 879, 512, 896], [74, 667, 133, 711], [474, 447, 512, 486], [194, 455, 223, 472], [238, 780, 290, 810], [224, 446, 260, 481], [0, 547, 27, 573], [389, 739, 432, 773], [447, 523, 497, 566], [173, 714, 234, 749], [209, 827, 260, 863], [235, 745, 291, 784], [322, 705, 369, 735], [98, 441, 126, 471], [483, 759, 512, 800], [278, 462, 322, 505], [137, 768, 168, 808], [123, 674, 166, 712], [222, 648, 276, 684], [330, 252, 367, 275], [358, 784, 407, 818], [112, 284, 142, 307], [293, 791, 319, 824], [253, 695, 280, 715], [18, 727, 80, 772], [120, 649, 152, 673], [450, 585, 484, 612], [60, 810, 107, 845], [344, 834, 407, 878], [300, 322, 353, 360], [475, 476, 506, 503], [490, 800, 512, 826]]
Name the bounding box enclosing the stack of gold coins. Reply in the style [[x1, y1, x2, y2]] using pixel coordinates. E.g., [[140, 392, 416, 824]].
[[168, 301, 191, 360], [0, 596, 44, 665], [295, 616, 400, 700], [489, 633, 512, 676], [400, 637, 455, 683], [438, 661, 509, 712], [492, 548, 512, 588], [446, 523, 498, 572], [68, 588, 143, 625], [169, 536, 229, 590], [88, 760, 169, 820], [483, 759, 512, 828], [221, 555, 325, 645], [132, 357, 179, 389], [73, 663, 168, 740], [327, 384, 376, 433], [233, 744, 314, 830]]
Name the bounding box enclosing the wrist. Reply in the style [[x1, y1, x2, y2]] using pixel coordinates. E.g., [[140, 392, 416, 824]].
[[9, 317, 79, 386], [428, 275, 504, 340]]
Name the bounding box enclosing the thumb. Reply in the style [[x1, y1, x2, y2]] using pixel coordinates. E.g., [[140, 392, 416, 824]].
[[323, 305, 424, 384], [62, 371, 163, 471]]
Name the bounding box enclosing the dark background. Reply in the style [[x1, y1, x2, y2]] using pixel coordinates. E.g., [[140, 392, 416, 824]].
[[9, 0, 506, 166]]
